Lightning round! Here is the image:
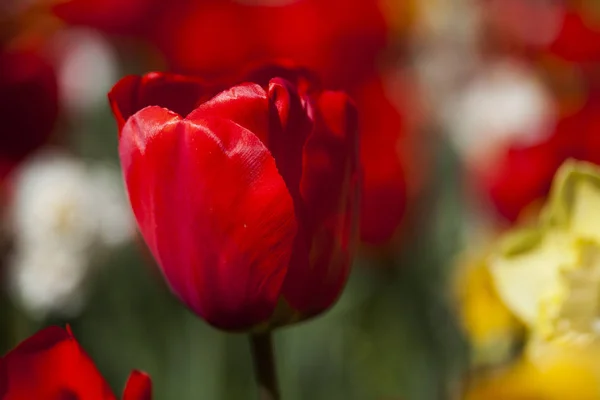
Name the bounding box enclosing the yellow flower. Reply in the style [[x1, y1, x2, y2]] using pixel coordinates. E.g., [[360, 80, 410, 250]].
[[464, 160, 600, 399], [464, 344, 600, 400], [489, 160, 600, 347], [453, 253, 523, 366]]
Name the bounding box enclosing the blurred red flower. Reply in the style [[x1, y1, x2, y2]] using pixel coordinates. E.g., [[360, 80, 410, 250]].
[[109, 69, 359, 331], [484, 0, 600, 63], [483, 140, 561, 222], [51, 0, 164, 36], [0, 48, 58, 183], [353, 75, 407, 244], [155, 0, 386, 88], [54, 0, 387, 87], [481, 96, 600, 222], [0, 326, 152, 400], [549, 10, 600, 63]]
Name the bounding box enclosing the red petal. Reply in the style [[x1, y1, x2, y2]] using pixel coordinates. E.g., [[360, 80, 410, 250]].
[[190, 78, 312, 212], [108, 73, 218, 133], [187, 82, 270, 144], [0, 326, 115, 400], [120, 107, 297, 330], [281, 91, 359, 316], [243, 63, 322, 95], [123, 371, 152, 400], [265, 78, 313, 198]]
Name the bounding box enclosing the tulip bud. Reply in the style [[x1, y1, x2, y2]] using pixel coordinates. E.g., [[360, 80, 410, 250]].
[[108, 68, 359, 331]]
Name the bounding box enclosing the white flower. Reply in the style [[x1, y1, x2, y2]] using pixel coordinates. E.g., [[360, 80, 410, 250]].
[[445, 59, 556, 169], [7, 150, 135, 319], [10, 152, 98, 252], [51, 29, 118, 115], [8, 245, 89, 319]]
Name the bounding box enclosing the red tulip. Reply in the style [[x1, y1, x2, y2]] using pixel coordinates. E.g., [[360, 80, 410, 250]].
[[0, 48, 58, 182], [0, 326, 152, 400], [54, 0, 411, 246], [108, 70, 359, 331]]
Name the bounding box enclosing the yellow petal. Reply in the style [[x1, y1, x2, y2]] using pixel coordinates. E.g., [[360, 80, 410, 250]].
[[536, 241, 600, 343], [489, 230, 577, 325], [542, 159, 600, 235], [569, 180, 600, 242]]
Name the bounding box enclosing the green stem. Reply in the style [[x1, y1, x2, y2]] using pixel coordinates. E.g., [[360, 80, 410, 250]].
[[249, 332, 281, 400]]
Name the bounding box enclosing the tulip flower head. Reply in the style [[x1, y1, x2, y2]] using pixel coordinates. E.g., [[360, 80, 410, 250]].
[[108, 69, 359, 331], [0, 326, 151, 400]]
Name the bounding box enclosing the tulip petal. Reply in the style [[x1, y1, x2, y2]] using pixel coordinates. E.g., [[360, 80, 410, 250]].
[[108, 73, 217, 132], [243, 63, 321, 95], [120, 107, 297, 330], [281, 91, 359, 316], [0, 326, 115, 400], [187, 82, 270, 144], [123, 371, 152, 400], [266, 78, 313, 199], [189, 79, 312, 198]]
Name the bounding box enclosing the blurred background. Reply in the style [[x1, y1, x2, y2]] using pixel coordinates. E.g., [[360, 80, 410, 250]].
[[2, 0, 600, 399]]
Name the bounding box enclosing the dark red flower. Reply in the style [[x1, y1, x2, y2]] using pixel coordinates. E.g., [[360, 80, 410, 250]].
[[0, 48, 58, 182], [0, 326, 152, 400], [109, 70, 359, 331], [52, 0, 166, 37]]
